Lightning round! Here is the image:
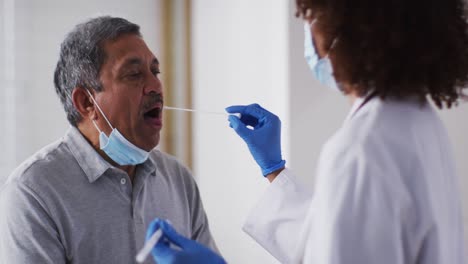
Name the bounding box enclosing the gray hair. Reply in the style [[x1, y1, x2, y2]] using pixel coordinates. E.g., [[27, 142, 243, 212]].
[[53, 16, 141, 126]]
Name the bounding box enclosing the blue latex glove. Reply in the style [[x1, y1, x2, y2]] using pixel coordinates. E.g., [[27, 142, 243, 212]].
[[225, 103, 286, 176], [146, 219, 226, 264]]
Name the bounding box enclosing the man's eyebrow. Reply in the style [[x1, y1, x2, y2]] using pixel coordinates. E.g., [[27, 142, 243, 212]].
[[120, 57, 159, 68], [121, 57, 143, 68]]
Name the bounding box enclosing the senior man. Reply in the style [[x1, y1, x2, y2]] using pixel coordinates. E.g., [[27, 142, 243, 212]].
[[0, 16, 218, 264]]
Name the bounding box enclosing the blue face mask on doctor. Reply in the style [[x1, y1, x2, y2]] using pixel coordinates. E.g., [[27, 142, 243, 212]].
[[304, 20, 340, 91], [86, 89, 150, 166]]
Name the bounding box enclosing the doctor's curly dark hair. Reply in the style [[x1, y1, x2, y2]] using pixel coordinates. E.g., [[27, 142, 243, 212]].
[[296, 0, 468, 108]]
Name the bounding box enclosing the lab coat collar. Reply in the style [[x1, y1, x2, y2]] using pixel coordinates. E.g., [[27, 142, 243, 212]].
[[344, 96, 366, 123], [344, 91, 378, 123]]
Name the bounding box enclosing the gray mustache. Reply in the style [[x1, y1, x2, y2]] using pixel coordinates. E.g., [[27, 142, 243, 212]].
[[142, 94, 164, 112]]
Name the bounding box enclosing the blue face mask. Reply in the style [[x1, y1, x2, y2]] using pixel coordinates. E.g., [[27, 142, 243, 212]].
[[304, 21, 340, 91], [86, 90, 150, 166]]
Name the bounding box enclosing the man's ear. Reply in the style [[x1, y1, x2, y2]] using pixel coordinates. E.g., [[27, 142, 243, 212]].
[[72, 87, 96, 120]]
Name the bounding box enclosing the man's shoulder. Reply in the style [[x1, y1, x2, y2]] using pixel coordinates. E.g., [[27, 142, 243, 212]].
[[5, 137, 73, 189]]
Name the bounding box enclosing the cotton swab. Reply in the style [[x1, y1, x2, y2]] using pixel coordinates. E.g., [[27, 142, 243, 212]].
[[136, 229, 163, 263], [136, 220, 181, 263], [164, 106, 240, 117]]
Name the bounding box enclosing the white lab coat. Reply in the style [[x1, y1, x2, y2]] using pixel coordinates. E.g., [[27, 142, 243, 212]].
[[243, 96, 465, 264]]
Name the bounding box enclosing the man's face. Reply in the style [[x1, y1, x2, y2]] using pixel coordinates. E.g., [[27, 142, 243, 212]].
[[93, 33, 163, 151]]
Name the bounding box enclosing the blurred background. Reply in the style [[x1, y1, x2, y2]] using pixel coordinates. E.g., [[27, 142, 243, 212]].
[[1, 0, 467, 263]]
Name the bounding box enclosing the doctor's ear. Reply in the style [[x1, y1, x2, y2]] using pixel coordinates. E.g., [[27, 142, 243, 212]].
[[72, 87, 96, 120]]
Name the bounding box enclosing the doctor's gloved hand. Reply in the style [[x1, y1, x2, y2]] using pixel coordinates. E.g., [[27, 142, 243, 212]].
[[146, 219, 226, 264], [225, 104, 286, 176]]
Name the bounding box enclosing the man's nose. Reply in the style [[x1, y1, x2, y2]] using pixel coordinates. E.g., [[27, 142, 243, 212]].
[[144, 73, 162, 95]]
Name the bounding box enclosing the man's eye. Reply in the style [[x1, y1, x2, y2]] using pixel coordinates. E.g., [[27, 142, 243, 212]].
[[127, 72, 142, 79], [151, 69, 161, 76]]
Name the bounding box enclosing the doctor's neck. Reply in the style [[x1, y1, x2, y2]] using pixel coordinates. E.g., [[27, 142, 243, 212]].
[[343, 84, 360, 105], [348, 93, 359, 105]]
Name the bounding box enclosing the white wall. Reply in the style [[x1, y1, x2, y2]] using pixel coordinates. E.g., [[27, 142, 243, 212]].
[[191, 0, 289, 263], [287, 0, 350, 189], [0, 0, 161, 182]]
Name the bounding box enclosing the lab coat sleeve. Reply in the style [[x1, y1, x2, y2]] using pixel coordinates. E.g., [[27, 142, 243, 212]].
[[242, 168, 312, 263], [0, 180, 66, 264]]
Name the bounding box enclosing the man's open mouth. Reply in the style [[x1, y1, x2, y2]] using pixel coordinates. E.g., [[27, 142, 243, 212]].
[[144, 106, 161, 119]]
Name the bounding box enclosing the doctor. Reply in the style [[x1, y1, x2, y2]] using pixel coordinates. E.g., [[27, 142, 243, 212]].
[[147, 0, 468, 263]]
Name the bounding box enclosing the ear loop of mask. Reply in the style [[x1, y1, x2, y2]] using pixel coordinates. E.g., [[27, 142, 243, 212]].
[[308, 18, 339, 59], [85, 89, 115, 134], [326, 38, 338, 57]]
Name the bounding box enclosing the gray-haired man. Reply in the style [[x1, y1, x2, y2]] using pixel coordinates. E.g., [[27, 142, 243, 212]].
[[0, 16, 218, 264]]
